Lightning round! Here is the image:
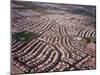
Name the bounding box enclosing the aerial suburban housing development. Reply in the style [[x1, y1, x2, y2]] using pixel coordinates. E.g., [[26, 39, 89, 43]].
[[11, 0, 96, 74]]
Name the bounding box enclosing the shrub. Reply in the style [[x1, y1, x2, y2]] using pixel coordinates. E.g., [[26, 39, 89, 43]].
[[84, 37, 96, 44], [12, 31, 41, 41]]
